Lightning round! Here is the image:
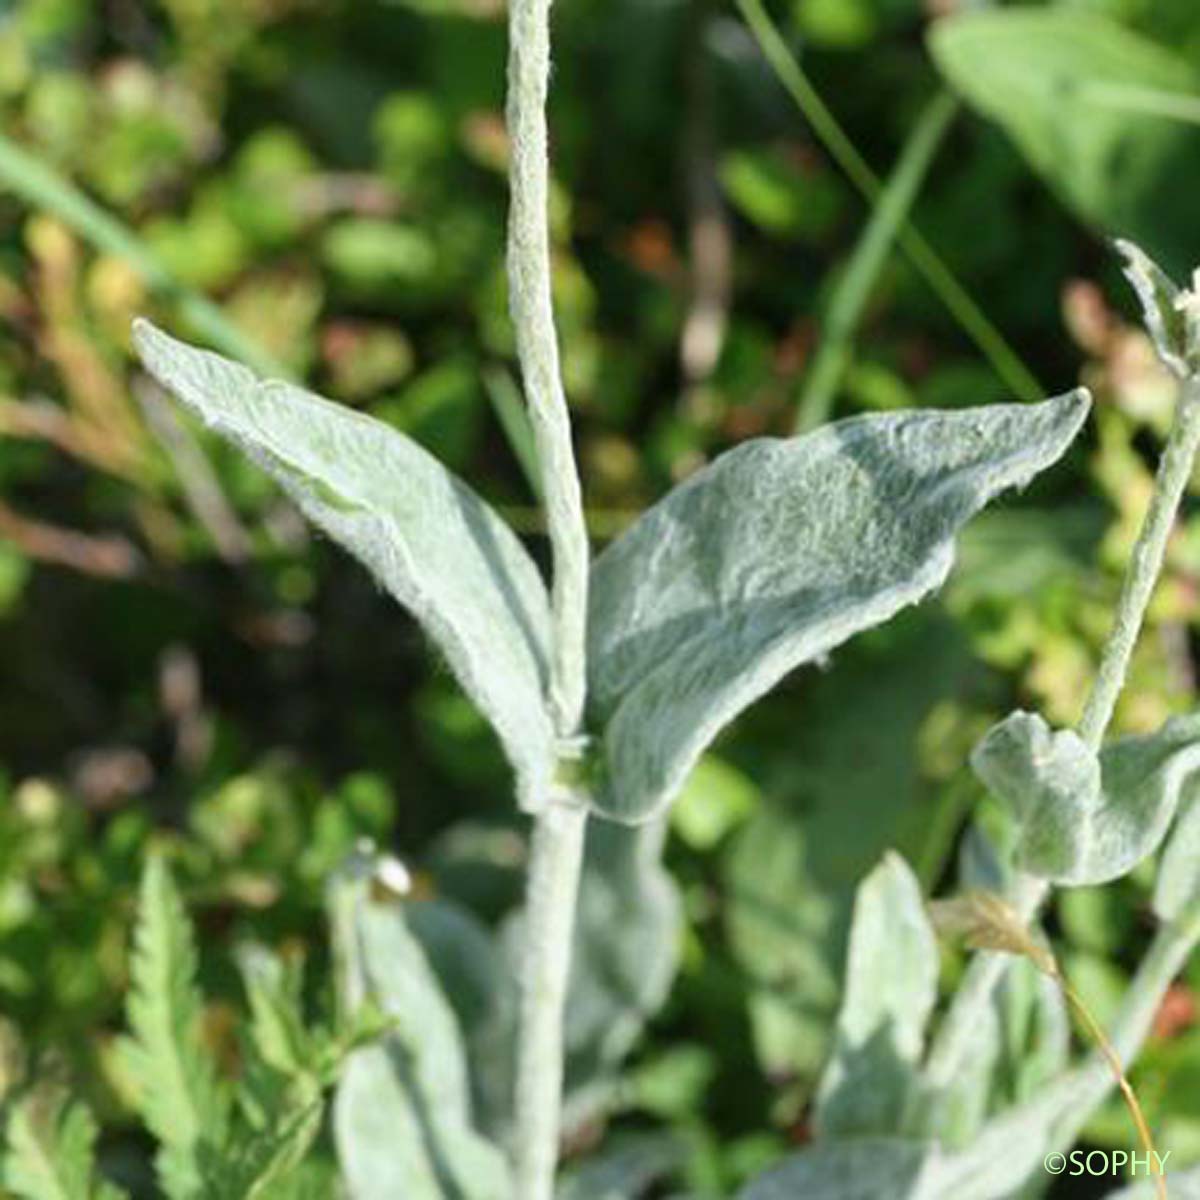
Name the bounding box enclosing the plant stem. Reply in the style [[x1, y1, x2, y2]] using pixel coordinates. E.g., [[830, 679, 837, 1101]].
[[513, 799, 588, 1200], [796, 90, 957, 432], [507, 0, 590, 735], [505, 1, 592, 1196], [0, 135, 284, 380], [734, 0, 1042, 404], [1079, 377, 1200, 748]]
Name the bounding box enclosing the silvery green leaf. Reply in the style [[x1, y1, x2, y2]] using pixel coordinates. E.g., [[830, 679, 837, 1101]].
[[586, 392, 1090, 822], [929, 9, 1200, 269], [972, 711, 1200, 884], [815, 852, 938, 1138], [743, 1072, 1094, 1200], [923, 994, 1001, 1149], [405, 898, 515, 1132], [1154, 795, 1200, 921], [327, 856, 511, 1200], [1115, 240, 1192, 379], [420, 820, 681, 1143], [133, 321, 554, 813], [738, 1139, 933, 1200], [924, 1071, 1096, 1200], [562, 819, 682, 1127], [556, 1133, 682, 1200], [1004, 962, 1070, 1106]]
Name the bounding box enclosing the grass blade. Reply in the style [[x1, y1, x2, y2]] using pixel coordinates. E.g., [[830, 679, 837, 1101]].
[[796, 91, 958, 431], [0, 135, 284, 379], [734, 0, 1042, 404]]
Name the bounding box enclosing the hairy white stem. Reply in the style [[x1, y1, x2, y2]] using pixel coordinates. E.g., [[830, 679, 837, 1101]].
[[506, 1, 592, 1196], [513, 799, 588, 1200], [927, 377, 1200, 1094], [1079, 376, 1200, 748], [507, 0, 589, 733]]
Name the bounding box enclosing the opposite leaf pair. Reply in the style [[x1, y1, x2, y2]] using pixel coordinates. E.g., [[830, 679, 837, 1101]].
[[133, 322, 1090, 826]]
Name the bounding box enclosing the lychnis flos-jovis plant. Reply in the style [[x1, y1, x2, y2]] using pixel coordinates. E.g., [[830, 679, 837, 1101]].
[[121, 7, 1198, 1200]]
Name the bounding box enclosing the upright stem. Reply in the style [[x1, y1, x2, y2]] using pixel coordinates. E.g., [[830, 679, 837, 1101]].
[[506, 1, 592, 1196], [507, 0, 589, 733], [513, 799, 588, 1200], [926, 377, 1200, 1092], [1078, 377, 1200, 748]]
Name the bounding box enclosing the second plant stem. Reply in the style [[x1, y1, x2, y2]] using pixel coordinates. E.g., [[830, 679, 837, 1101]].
[[506, 0, 592, 1196], [926, 376, 1200, 1093]]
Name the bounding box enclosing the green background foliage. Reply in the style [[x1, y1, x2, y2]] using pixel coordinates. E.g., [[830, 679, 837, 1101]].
[[1, 0, 1200, 1194]]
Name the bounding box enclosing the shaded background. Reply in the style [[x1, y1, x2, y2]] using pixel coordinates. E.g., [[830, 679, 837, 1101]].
[[1, 0, 1200, 1194]]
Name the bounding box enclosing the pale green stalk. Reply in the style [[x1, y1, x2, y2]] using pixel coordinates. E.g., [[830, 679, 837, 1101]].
[[506, 0, 589, 736], [0, 135, 283, 379], [796, 91, 958, 431], [505, 1, 592, 1197], [734, 0, 1042, 404], [1078, 377, 1200, 748]]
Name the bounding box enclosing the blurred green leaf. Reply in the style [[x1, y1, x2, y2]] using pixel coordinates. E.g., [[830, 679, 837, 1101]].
[[930, 9, 1200, 268]]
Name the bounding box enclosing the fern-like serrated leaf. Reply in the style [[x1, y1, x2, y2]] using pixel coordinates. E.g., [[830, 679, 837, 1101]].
[[120, 856, 227, 1200], [207, 1100, 324, 1200], [3, 1093, 126, 1200], [237, 945, 315, 1083]]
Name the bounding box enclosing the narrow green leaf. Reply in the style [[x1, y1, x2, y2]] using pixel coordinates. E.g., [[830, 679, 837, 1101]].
[[815, 853, 938, 1138], [133, 322, 555, 813], [734, 0, 1043, 403], [797, 91, 957, 431], [119, 856, 227, 1200], [208, 1100, 324, 1200], [587, 391, 1090, 822], [0, 134, 282, 378], [972, 711, 1200, 885], [328, 856, 511, 1200]]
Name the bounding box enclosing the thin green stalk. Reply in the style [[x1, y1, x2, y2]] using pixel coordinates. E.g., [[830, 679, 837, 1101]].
[[505, 0, 593, 1196], [0, 135, 284, 379], [796, 91, 958, 431], [734, 0, 1042, 404]]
